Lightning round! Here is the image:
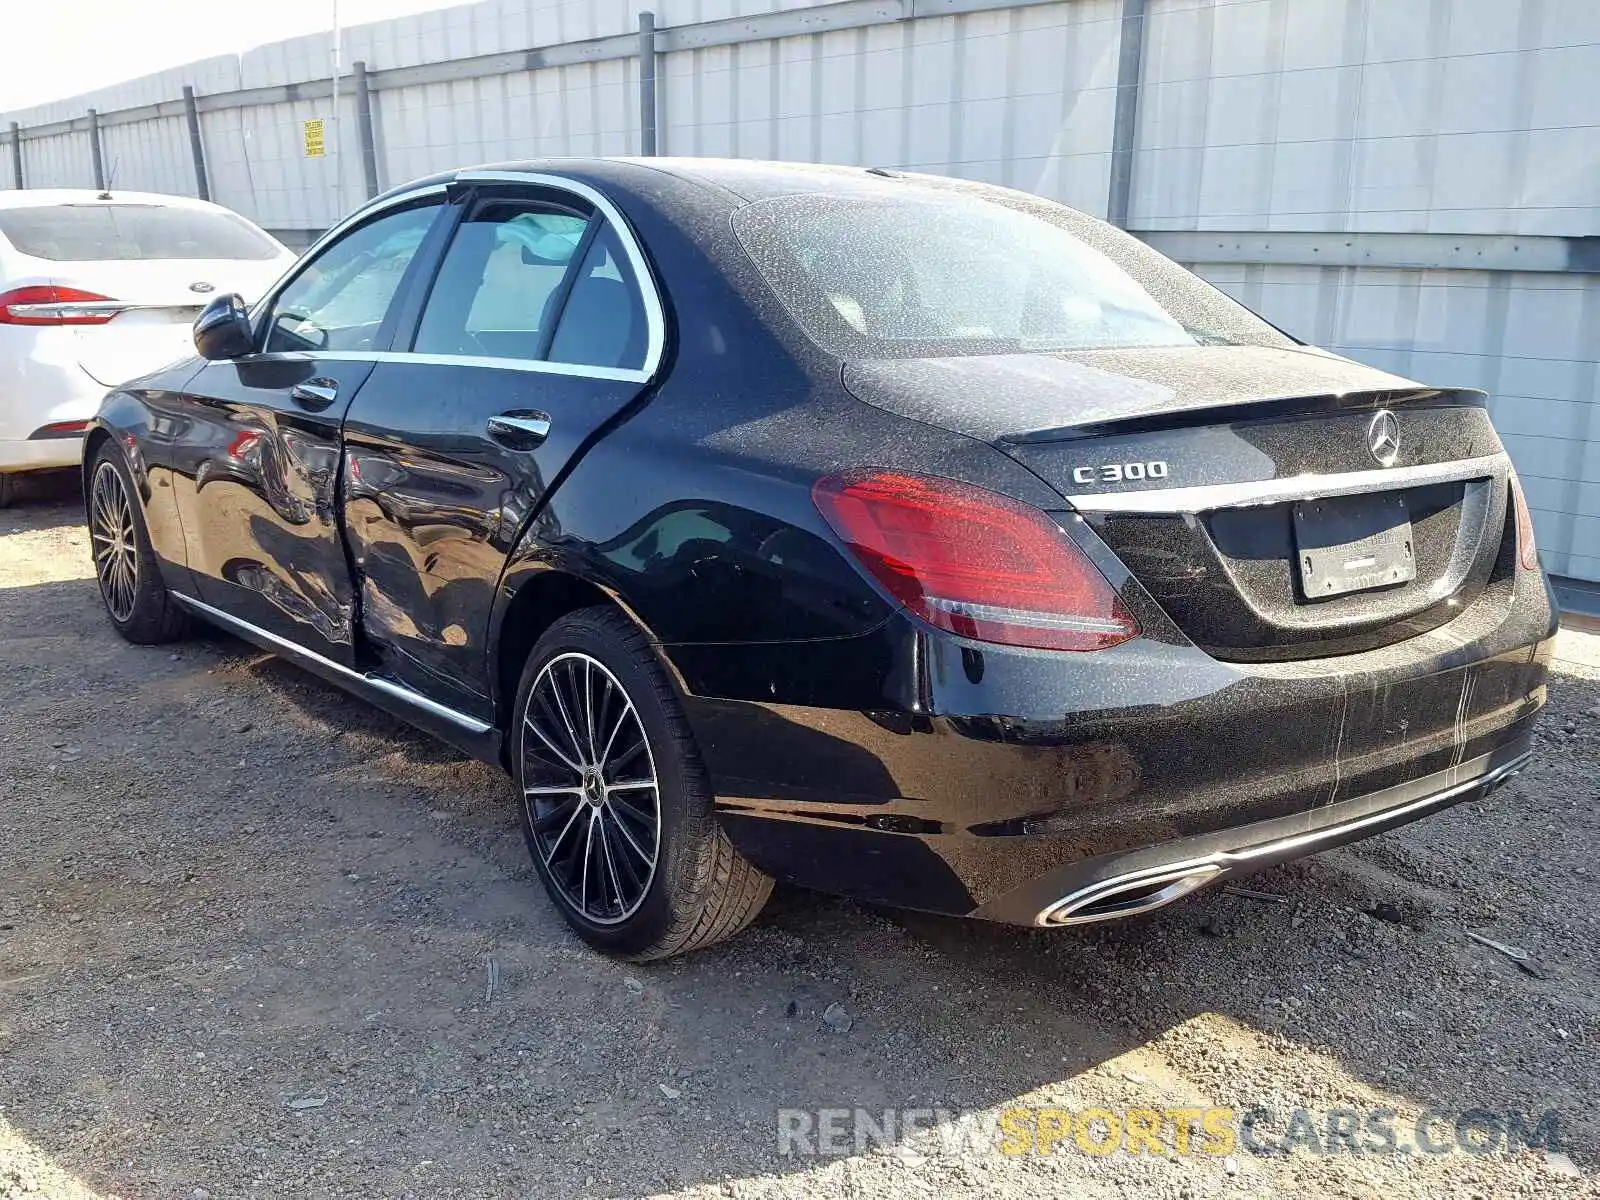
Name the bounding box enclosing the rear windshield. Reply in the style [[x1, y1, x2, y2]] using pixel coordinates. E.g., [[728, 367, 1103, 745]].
[[0, 204, 281, 262], [732, 189, 1290, 358]]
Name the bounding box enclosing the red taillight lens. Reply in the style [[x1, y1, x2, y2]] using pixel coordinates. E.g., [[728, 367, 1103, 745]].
[[1510, 474, 1539, 572], [813, 470, 1138, 652], [0, 285, 122, 326], [28, 420, 90, 439]]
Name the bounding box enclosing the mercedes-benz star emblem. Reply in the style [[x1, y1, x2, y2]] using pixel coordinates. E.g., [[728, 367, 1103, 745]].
[[1367, 410, 1400, 467], [189, 281, 215, 294]]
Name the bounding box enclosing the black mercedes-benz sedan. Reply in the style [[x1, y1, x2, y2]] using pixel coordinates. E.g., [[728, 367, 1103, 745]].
[[83, 158, 1557, 959]]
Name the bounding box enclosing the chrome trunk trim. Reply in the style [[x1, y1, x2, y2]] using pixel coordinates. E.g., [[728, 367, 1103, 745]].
[[1065, 453, 1506, 515]]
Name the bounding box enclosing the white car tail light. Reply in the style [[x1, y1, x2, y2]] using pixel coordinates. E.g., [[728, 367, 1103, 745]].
[[0, 285, 125, 326]]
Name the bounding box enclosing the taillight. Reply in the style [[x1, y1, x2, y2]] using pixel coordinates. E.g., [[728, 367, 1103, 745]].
[[0, 285, 123, 326], [28, 420, 90, 439], [813, 470, 1138, 652], [1509, 474, 1539, 572]]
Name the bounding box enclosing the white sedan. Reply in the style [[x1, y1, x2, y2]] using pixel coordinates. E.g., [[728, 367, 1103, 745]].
[[0, 190, 296, 506]]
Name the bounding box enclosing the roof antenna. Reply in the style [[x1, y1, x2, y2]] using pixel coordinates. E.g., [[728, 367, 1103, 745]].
[[98, 155, 118, 200]]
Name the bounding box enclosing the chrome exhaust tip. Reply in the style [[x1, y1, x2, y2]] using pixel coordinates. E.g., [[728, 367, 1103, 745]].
[[1037, 861, 1223, 927]]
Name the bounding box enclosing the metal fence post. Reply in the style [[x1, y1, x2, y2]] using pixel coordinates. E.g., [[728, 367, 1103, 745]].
[[7, 122, 21, 189], [352, 60, 381, 199], [88, 108, 106, 191], [638, 11, 658, 156], [1107, 0, 1148, 228], [182, 85, 211, 201]]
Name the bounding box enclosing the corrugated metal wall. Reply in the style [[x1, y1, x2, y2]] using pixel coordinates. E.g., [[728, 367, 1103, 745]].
[[1132, 0, 1600, 583], [2, 0, 1596, 583]]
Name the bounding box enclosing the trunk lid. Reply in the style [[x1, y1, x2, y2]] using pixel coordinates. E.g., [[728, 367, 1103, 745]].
[[842, 345, 1513, 661], [55, 257, 289, 387]]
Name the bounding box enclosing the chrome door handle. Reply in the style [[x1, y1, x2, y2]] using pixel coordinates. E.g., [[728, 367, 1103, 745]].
[[289, 379, 339, 410], [486, 412, 552, 450]]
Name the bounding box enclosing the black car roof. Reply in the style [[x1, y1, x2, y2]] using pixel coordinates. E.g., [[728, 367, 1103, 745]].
[[369, 156, 982, 210]]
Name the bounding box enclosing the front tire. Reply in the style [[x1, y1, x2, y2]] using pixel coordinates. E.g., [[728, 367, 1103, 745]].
[[88, 444, 189, 644], [512, 607, 772, 959]]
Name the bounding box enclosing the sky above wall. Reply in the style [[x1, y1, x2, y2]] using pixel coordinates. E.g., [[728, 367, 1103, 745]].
[[2, 0, 475, 111]]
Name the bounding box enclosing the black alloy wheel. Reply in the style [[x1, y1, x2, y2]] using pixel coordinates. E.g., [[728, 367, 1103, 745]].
[[512, 608, 773, 959], [521, 650, 661, 924], [89, 459, 139, 623], [87, 443, 189, 644]]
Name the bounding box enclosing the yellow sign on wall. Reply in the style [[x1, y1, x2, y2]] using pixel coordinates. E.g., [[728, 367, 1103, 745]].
[[303, 118, 326, 158]]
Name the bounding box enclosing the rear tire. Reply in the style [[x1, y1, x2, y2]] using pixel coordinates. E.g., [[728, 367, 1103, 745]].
[[88, 444, 189, 644], [0, 472, 15, 508], [512, 607, 772, 960]]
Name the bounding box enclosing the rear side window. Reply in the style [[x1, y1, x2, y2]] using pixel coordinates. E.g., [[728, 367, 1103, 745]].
[[411, 198, 649, 372], [546, 226, 648, 371], [413, 200, 589, 360], [0, 204, 281, 262]]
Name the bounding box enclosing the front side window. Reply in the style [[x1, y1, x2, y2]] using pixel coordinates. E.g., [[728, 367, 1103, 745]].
[[412, 200, 589, 360], [263, 202, 440, 354], [732, 191, 1289, 358]]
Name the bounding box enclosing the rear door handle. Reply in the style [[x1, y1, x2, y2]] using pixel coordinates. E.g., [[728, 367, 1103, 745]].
[[289, 379, 339, 411], [486, 412, 552, 450]]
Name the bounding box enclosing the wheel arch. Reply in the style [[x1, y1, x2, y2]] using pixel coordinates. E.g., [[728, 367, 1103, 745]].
[[81, 396, 158, 503], [79, 421, 115, 492], [489, 567, 676, 762]]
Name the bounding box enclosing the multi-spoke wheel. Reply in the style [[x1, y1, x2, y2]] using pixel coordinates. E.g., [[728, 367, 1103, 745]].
[[86, 442, 189, 644], [90, 460, 139, 622], [512, 608, 773, 959], [522, 652, 661, 925]]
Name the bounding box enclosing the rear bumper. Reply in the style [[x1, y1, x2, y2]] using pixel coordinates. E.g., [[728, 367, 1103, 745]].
[[0, 435, 85, 472], [977, 736, 1531, 926], [676, 556, 1557, 922]]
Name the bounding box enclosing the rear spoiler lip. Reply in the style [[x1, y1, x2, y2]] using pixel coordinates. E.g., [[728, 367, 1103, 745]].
[[998, 387, 1490, 445]]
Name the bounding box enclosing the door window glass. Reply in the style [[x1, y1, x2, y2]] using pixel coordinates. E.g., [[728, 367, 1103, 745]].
[[546, 225, 648, 371], [413, 201, 590, 361], [263, 202, 439, 354]]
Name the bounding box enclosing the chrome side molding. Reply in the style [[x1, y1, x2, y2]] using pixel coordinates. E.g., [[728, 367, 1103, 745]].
[[1066, 453, 1506, 515], [171, 593, 493, 735]]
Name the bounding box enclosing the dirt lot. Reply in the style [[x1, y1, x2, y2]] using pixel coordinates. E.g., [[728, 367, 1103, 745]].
[[1, 474, 1597, 1200]]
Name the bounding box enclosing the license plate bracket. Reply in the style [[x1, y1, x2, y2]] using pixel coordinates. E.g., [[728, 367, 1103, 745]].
[[1292, 492, 1415, 601]]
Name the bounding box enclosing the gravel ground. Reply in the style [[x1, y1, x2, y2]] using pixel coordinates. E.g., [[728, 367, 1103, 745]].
[[1, 475, 1596, 1200]]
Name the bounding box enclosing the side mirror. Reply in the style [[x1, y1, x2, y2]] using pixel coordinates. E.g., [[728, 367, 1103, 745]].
[[194, 294, 254, 360]]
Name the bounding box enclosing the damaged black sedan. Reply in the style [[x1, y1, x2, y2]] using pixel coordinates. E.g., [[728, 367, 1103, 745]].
[[85, 159, 1557, 958]]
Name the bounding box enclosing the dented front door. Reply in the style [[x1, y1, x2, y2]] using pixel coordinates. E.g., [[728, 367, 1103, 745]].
[[171, 354, 373, 665]]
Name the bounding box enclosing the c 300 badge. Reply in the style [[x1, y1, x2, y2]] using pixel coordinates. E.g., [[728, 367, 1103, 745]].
[[1071, 460, 1169, 485]]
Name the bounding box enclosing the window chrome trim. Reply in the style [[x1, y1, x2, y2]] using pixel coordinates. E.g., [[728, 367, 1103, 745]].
[[232, 349, 651, 384], [454, 169, 666, 379], [248, 171, 665, 382], [1065, 453, 1507, 515]]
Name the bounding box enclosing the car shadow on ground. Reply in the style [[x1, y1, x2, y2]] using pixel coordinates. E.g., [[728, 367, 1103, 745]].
[[0, 471, 83, 531], [198, 629, 479, 767]]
